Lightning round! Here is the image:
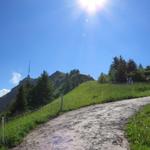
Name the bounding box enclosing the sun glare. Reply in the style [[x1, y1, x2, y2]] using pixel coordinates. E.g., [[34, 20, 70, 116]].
[[78, 0, 107, 15]]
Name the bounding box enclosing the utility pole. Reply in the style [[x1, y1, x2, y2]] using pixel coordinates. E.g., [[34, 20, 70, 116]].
[[27, 61, 31, 79]]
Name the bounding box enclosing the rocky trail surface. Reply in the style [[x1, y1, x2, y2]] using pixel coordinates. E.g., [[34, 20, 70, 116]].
[[12, 97, 150, 150]]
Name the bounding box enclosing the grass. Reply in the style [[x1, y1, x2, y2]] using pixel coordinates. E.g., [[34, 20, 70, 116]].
[[1, 81, 150, 149], [126, 104, 150, 150]]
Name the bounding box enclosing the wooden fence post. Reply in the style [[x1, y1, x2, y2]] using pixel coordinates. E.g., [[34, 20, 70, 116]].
[[60, 94, 64, 112], [2, 116, 5, 144]]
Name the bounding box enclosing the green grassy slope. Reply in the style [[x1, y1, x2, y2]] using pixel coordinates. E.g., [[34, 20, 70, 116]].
[[62, 81, 150, 110], [126, 104, 150, 150], [1, 81, 150, 149]]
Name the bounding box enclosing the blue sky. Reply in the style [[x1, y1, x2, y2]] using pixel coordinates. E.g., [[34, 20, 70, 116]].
[[0, 0, 150, 95]]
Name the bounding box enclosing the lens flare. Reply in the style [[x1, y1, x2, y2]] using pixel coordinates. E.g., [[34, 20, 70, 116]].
[[78, 0, 107, 15]]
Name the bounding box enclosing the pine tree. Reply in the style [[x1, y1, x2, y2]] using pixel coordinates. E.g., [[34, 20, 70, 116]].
[[24, 79, 34, 109], [146, 66, 150, 71], [109, 56, 127, 83], [15, 85, 28, 113], [127, 59, 137, 73], [138, 64, 144, 71], [31, 71, 53, 108]]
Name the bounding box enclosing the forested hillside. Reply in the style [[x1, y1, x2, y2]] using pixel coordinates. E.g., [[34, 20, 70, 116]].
[[0, 70, 93, 113]]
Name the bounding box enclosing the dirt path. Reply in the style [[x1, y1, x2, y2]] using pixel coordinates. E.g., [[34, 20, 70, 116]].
[[12, 97, 150, 150]]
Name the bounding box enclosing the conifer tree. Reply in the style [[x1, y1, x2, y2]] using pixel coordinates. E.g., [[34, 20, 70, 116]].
[[109, 56, 127, 83], [15, 85, 28, 113], [127, 59, 137, 73], [31, 71, 53, 107]]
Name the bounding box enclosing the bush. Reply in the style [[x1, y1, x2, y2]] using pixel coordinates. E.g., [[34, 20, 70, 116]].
[[98, 73, 108, 83]]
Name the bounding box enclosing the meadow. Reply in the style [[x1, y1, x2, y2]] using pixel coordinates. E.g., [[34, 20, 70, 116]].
[[126, 104, 150, 150], [1, 81, 150, 149]]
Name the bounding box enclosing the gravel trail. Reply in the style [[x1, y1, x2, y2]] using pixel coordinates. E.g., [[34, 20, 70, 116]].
[[12, 97, 150, 150]]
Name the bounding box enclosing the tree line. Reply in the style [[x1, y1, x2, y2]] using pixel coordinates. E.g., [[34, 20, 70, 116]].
[[7, 56, 150, 116], [8, 69, 93, 116], [60, 69, 93, 95], [98, 56, 150, 83], [9, 71, 53, 115]]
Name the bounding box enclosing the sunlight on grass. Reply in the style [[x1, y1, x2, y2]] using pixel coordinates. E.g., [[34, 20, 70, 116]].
[[1, 81, 150, 149], [126, 104, 150, 150]]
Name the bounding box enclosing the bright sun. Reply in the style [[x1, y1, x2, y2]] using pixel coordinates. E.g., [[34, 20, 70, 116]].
[[78, 0, 107, 15]]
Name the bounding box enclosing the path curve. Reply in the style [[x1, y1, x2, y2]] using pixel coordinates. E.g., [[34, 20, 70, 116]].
[[12, 97, 150, 150]]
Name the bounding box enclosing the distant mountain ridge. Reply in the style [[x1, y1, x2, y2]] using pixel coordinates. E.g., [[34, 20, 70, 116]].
[[0, 71, 94, 112]]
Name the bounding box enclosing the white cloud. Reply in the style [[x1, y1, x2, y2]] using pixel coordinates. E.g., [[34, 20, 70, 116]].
[[10, 72, 22, 85], [0, 89, 10, 97]]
